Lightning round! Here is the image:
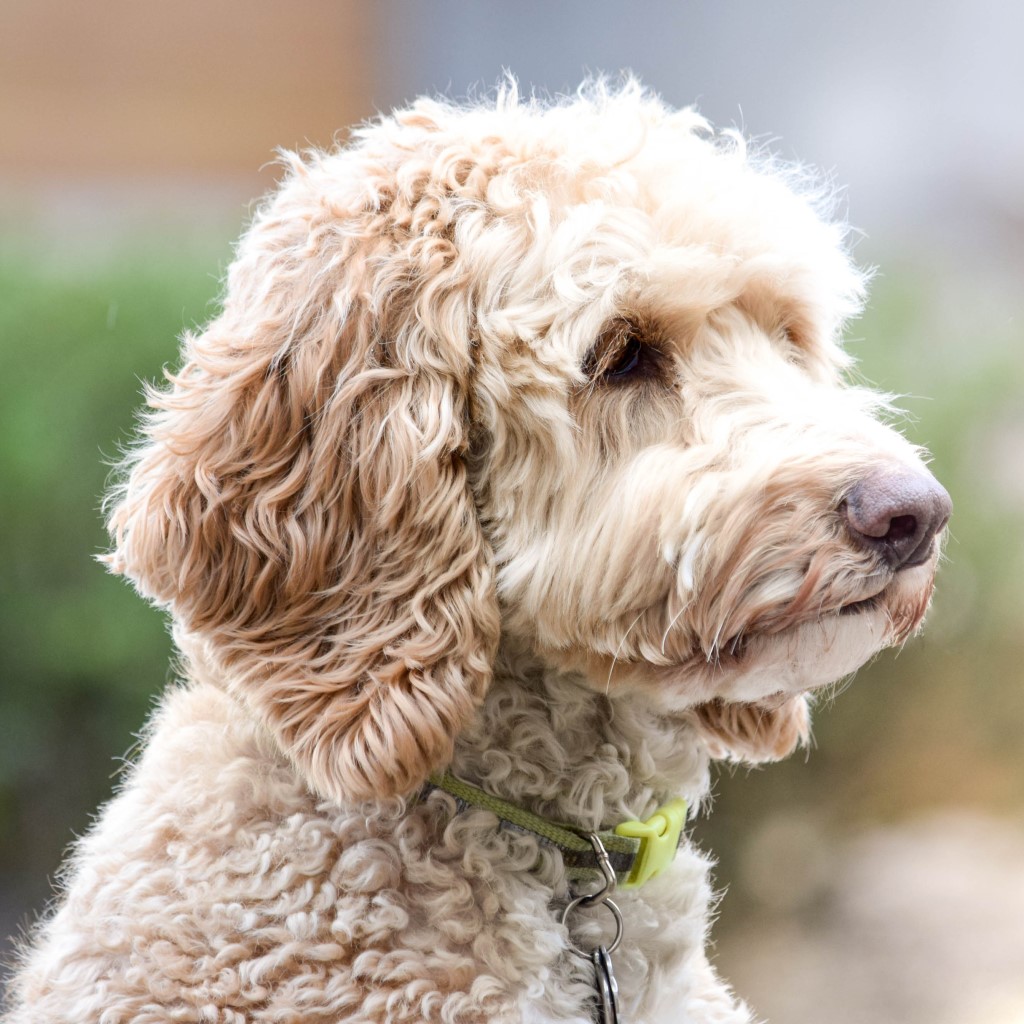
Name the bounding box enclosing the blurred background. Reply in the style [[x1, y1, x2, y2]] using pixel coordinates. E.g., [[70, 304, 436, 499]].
[[2, 1, 1022, 1020]]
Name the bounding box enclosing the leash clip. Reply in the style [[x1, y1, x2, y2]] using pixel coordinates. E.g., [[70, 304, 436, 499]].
[[561, 834, 624, 1023], [561, 832, 624, 955]]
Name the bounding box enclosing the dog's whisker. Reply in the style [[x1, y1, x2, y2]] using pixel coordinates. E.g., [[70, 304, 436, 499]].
[[706, 618, 729, 664], [607, 609, 646, 695], [660, 602, 688, 655]]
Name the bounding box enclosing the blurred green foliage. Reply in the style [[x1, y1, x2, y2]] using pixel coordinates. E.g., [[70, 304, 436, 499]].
[[0, 228, 231, 920], [1, 227, 1021, 944]]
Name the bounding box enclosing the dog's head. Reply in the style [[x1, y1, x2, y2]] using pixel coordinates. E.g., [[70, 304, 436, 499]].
[[107, 83, 949, 802]]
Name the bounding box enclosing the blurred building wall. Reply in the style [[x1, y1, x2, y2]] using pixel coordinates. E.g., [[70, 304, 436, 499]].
[[1, 0, 375, 189]]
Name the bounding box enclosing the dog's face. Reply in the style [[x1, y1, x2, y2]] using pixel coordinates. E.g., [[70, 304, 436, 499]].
[[107, 86, 949, 800], [455, 102, 948, 759]]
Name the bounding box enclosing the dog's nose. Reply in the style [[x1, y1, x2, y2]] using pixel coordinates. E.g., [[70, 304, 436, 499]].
[[844, 467, 952, 570]]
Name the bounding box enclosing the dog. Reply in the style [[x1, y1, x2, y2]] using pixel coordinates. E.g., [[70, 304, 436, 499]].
[[4, 80, 950, 1023]]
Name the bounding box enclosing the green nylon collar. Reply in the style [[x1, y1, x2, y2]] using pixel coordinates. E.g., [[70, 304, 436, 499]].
[[427, 771, 688, 890]]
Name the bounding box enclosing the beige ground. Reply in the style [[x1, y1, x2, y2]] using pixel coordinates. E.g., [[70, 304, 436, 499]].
[[716, 812, 1024, 1024]]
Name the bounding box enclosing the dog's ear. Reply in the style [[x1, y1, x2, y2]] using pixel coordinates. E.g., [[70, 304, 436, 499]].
[[691, 696, 810, 763], [105, 161, 500, 804]]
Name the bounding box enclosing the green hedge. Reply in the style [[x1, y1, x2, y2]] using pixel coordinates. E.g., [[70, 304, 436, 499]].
[[0, 231, 230, 919]]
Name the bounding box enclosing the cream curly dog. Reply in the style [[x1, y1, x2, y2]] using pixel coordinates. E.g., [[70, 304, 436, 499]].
[[5, 82, 950, 1023]]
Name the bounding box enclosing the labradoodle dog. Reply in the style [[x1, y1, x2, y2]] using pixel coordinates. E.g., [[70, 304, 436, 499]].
[[4, 82, 950, 1023]]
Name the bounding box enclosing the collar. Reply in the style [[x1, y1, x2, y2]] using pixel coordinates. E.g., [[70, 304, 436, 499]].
[[427, 770, 688, 890]]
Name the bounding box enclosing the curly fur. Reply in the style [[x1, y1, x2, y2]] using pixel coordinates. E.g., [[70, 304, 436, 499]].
[[4, 80, 946, 1023]]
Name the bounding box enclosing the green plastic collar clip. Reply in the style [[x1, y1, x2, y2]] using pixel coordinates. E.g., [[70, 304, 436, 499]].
[[613, 797, 689, 889]]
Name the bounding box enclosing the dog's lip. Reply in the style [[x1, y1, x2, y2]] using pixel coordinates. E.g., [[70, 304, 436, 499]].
[[837, 593, 883, 616], [834, 577, 895, 617]]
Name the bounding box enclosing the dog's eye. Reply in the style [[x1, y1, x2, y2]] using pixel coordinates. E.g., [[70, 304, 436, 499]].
[[584, 318, 660, 385], [604, 335, 643, 379]]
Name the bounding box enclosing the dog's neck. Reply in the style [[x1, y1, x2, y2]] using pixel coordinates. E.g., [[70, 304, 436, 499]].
[[450, 638, 712, 833], [178, 625, 711, 828]]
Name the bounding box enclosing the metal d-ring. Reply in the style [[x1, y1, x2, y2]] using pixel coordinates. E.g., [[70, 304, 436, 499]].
[[561, 891, 625, 956], [560, 832, 625, 956]]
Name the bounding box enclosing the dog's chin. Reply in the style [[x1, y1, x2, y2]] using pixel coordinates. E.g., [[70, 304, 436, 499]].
[[698, 562, 928, 695], [558, 561, 938, 712], [683, 560, 938, 705], [538, 559, 938, 715], [711, 607, 889, 702]]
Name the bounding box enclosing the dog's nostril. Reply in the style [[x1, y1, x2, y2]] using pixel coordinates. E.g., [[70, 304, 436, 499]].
[[844, 468, 952, 570], [886, 513, 918, 544]]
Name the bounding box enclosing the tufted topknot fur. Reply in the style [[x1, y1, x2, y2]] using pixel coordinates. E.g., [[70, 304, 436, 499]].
[[4, 80, 947, 1023]]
